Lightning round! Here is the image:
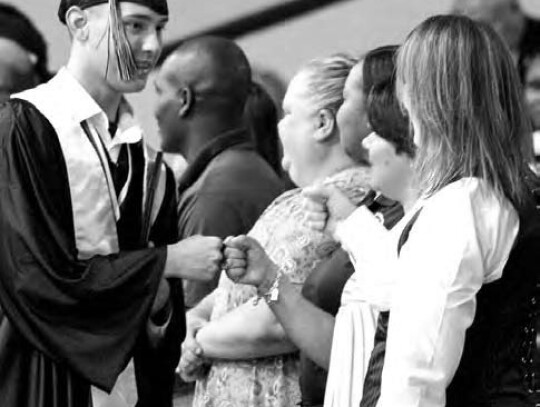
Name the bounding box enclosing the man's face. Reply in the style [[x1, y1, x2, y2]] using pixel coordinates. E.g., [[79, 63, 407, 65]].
[[0, 38, 39, 102], [85, 2, 168, 94], [337, 62, 371, 163], [154, 56, 185, 153], [524, 56, 540, 130], [455, 0, 525, 51]]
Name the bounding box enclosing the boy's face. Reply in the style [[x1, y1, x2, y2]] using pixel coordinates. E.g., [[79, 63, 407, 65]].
[[84, 2, 168, 93]]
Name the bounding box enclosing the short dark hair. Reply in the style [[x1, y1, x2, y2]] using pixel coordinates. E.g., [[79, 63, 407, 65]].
[[0, 3, 50, 83], [367, 79, 414, 158], [244, 81, 283, 176], [362, 45, 398, 95], [173, 36, 252, 122]]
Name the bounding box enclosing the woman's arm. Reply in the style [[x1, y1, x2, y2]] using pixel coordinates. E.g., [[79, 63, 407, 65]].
[[195, 285, 298, 360], [186, 288, 217, 326], [197, 276, 336, 367], [265, 273, 337, 369]]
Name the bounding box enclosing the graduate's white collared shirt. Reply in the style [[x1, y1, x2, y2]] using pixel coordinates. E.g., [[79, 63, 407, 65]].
[[53, 67, 143, 163], [373, 178, 519, 407], [53, 68, 144, 219]]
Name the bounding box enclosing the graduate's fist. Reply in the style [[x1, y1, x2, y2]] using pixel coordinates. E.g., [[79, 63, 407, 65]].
[[223, 235, 278, 288], [166, 236, 223, 281]]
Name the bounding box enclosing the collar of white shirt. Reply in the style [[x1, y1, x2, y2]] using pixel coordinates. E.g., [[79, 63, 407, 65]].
[[55, 67, 143, 163]]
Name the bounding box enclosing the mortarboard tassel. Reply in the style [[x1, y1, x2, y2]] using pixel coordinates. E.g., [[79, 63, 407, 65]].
[[108, 0, 138, 81]]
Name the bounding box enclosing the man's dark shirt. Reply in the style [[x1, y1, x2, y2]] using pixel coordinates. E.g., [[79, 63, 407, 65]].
[[177, 128, 284, 308]]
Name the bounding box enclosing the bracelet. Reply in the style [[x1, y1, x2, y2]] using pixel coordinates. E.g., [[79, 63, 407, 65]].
[[253, 271, 282, 305]]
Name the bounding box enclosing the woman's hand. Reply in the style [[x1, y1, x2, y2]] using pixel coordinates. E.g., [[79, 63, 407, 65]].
[[223, 235, 279, 289], [177, 323, 208, 382], [302, 185, 357, 236]]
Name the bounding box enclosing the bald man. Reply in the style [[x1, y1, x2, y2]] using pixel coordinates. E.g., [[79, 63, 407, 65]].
[[155, 36, 284, 309], [452, 0, 540, 78]]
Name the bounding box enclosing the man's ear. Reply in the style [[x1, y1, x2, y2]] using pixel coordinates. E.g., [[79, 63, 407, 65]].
[[65, 6, 89, 41], [313, 108, 336, 142], [178, 86, 194, 117]]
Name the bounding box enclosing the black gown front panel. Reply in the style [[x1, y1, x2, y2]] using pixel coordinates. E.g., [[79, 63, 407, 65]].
[[0, 99, 179, 407]]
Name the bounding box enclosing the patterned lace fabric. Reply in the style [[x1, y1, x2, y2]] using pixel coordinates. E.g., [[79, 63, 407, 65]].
[[193, 166, 371, 407]]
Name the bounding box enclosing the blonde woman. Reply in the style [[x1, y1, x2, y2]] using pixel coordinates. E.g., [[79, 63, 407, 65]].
[[180, 54, 371, 407], [226, 15, 540, 407]]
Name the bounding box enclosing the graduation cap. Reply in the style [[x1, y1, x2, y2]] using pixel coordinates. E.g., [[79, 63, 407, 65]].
[[58, 0, 168, 81]]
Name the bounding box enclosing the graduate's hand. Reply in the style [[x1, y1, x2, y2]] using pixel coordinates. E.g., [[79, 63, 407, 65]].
[[223, 235, 279, 289], [302, 185, 356, 236], [166, 236, 223, 281]]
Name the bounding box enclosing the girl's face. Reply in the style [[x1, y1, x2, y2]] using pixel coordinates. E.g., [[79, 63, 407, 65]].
[[362, 132, 414, 202], [337, 62, 371, 162]]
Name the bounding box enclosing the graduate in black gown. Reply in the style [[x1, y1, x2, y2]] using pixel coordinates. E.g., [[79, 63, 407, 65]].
[[0, 0, 224, 406]]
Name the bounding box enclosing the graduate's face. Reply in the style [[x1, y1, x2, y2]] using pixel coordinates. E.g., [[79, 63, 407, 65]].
[[278, 73, 321, 187], [362, 131, 414, 202], [337, 62, 370, 163], [85, 3, 168, 93]]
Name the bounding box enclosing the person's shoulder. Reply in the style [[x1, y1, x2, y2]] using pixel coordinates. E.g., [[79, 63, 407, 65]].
[[210, 148, 273, 174], [423, 178, 518, 232], [258, 187, 301, 216], [0, 98, 51, 141], [201, 148, 284, 192], [0, 98, 41, 119], [430, 178, 497, 203], [324, 166, 371, 205]]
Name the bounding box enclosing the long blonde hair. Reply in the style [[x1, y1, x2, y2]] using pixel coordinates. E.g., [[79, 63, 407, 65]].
[[396, 15, 531, 208]]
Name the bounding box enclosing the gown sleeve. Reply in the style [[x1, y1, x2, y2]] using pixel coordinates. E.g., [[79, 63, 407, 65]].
[[135, 166, 185, 407], [0, 100, 167, 391]]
